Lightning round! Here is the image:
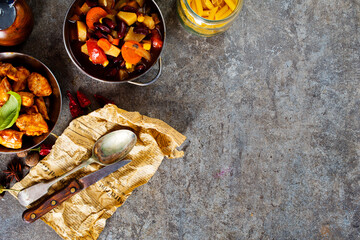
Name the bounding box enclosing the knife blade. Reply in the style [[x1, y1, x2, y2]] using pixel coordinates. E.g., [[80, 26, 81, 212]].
[[22, 160, 131, 223]]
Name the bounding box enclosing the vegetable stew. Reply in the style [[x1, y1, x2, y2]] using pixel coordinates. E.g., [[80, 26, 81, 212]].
[[67, 0, 164, 82]]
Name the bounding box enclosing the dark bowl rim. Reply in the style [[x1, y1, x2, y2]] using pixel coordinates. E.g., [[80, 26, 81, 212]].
[[62, 0, 166, 84], [0, 52, 62, 154]]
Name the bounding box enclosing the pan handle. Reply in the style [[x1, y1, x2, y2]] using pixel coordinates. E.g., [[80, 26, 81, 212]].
[[127, 57, 162, 86]]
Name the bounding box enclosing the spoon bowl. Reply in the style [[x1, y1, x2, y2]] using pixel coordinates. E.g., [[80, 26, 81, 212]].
[[94, 130, 136, 165], [18, 129, 137, 207]]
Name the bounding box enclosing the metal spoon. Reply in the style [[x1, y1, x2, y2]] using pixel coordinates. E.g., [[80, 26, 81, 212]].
[[18, 129, 137, 207]]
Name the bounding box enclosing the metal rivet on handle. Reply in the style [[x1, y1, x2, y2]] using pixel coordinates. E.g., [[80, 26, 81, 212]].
[[30, 213, 36, 219], [70, 187, 76, 193], [51, 200, 57, 206]]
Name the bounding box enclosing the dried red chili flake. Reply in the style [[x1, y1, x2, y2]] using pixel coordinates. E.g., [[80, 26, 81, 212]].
[[39, 144, 52, 156], [31, 143, 53, 156], [67, 91, 84, 118], [94, 94, 115, 106], [76, 90, 91, 109]]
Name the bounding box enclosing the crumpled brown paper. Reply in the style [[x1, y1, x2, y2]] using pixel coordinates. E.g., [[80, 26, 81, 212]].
[[11, 104, 186, 240]]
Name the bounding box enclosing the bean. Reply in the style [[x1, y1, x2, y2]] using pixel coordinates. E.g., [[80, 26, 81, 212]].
[[117, 21, 127, 39], [113, 56, 124, 64], [133, 26, 149, 35], [102, 18, 116, 29], [93, 22, 101, 30], [135, 64, 146, 73], [121, 6, 138, 13], [86, 0, 97, 7], [106, 68, 118, 77], [94, 29, 108, 39], [94, 22, 111, 33]]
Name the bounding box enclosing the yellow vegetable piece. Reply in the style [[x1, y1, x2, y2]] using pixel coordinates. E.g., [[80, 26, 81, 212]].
[[215, 5, 229, 19], [117, 11, 137, 26], [137, 15, 145, 22], [125, 62, 133, 69], [204, 0, 214, 9], [208, 6, 218, 20], [79, 2, 91, 14], [77, 21, 87, 42], [143, 16, 155, 29], [124, 27, 146, 42], [142, 40, 151, 51], [143, 43, 151, 50], [102, 60, 109, 67], [104, 45, 121, 57], [224, 0, 236, 11], [81, 44, 88, 55], [195, 0, 203, 16]]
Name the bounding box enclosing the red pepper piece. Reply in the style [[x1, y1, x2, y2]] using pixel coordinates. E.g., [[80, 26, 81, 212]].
[[67, 91, 84, 118], [151, 29, 163, 49], [86, 39, 108, 65], [39, 144, 52, 156], [94, 94, 115, 106], [76, 90, 91, 108], [31, 144, 53, 156]]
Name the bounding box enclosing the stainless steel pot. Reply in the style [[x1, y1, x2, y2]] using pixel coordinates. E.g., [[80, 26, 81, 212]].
[[63, 0, 165, 86]]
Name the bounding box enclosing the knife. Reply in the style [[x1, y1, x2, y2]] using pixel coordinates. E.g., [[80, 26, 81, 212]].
[[22, 160, 131, 223]]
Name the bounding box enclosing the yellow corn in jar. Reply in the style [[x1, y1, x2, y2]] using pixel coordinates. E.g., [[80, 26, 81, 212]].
[[177, 0, 244, 37]]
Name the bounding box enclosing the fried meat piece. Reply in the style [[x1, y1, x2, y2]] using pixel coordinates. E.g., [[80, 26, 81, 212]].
[[16, 113, 49, 136], [0, 129, 24, 149], [0, 63, 17, 79], [12, 67, 30, 91], [18, 92, 35, 107], [0, 77, 12, 105], [27, 72, 52, 97], [35, 97, 49, 120], [24, 105, 39, 115]]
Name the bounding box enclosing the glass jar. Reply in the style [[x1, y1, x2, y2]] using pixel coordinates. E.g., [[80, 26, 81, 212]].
[[177, 0, 244, 37]]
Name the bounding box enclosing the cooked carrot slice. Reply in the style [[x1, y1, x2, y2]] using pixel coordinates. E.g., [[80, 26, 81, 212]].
[[121, 41, 142, 64], [86, 7, 108, 30], [97, 38, 112, 51], [111, 38, 120, 46]]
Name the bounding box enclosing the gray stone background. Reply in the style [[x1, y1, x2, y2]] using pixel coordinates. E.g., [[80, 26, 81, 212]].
[[0, 0, 359, 239]]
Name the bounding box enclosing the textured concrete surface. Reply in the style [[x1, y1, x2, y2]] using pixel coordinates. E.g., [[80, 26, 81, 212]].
[[0, 0, 359, 239]]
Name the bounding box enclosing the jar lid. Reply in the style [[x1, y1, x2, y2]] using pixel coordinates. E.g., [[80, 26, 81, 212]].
[[0, 1, 16, 30]]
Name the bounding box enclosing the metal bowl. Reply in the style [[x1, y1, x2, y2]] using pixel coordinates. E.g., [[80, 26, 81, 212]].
[[63, 0, 166, 86], [0, 52, 62, 154]]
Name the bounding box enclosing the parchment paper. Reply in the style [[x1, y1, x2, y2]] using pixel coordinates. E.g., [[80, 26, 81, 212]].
[[11, 104, 186, 240]]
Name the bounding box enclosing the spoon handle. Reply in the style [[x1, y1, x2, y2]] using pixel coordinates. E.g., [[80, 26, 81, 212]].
[[48, 159, 93, 186]]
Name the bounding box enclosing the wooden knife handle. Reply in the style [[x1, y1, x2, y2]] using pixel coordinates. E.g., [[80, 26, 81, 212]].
[[22, 180, 83, 223]]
